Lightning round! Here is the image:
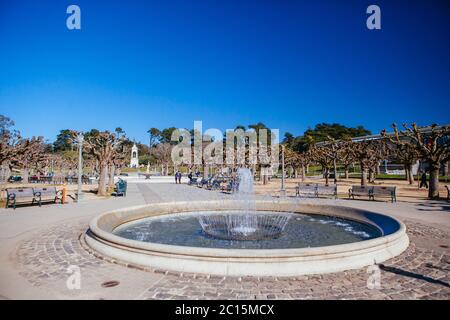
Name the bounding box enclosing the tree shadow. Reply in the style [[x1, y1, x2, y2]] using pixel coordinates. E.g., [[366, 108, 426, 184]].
[[379, 264, 450, 288], [415, 201, 450, 212]]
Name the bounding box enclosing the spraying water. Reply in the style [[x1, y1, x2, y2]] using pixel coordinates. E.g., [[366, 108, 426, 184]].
[[198, 167, 290, 240]]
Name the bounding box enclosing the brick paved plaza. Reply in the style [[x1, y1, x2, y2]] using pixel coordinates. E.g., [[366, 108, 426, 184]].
[[0, 181, 448, 300]]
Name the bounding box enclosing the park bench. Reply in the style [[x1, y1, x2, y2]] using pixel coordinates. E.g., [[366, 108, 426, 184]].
[[6, 188, 37, 209], [295, 183, 318, 197], [370, 186, 397, 202], [316, 184, 338, 199], [33, 187, 63, 205], [348, 185, 373, 200], [112, 179, 127, 197]]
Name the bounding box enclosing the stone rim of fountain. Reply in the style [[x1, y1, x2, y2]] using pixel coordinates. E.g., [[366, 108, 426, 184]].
[[85, 199, 409, 276]]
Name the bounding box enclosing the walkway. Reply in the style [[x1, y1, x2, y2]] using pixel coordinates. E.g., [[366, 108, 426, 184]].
[[0, 182, 448, 299]]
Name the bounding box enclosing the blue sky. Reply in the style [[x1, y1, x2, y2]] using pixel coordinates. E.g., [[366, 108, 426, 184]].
[[0, 0, 449, 144]]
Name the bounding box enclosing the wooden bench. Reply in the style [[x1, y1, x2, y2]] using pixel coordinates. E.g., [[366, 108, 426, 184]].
[[6, 188, 37, 209], [33, 187, 63, 205], [317, 185, 338, 199], [370, 186, 397, 202], [295, 183, 317, 197], [348, 185, 373, 200]]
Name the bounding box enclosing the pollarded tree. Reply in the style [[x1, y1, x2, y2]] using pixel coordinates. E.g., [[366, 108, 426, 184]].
[[13, 136, 48, 181], [388, 142, 419, 184], [382, 123, 449, 199], [323, 136, 341, 184], [338, 140, 356, 179], [309, 144, 334, 186], [108, 142, 131, 189], [284, 147, 299, 178], [297, 149, 312, 182], [352, 140, 388, 186], [150, 143, 173, 175], [83, 130, 125, 196]]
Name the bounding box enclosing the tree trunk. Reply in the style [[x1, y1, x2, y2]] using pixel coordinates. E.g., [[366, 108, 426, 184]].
[[369, 168, 375, 183], [262, 167, 268, 185], [428, 166, 440, 199], [344, 167, 349, 179], [22, 168, 29, 183], [361, 167, 368, 186], [306, 164, 309, 174], [301, 165, 305, 182], [294, 168, 298, 179], [108, 164, 115, 189], [98, 164, 108, 196], [324, 168, 329, 186], [405, 164, 414, 184], [333, 158, 338, 184]]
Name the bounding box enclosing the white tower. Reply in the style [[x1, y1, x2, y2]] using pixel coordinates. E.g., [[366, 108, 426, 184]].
[[130, 144, 139, 168]]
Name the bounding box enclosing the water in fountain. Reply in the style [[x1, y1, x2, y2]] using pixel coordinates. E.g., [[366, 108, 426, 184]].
[[198, 167, 291, 240]]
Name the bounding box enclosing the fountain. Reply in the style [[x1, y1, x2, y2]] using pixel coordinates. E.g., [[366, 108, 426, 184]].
[[198, 168, 291, 240], [85, 169, 409, 276]]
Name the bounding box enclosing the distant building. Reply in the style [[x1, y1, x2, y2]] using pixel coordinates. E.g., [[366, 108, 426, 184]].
[[130, 143, 139, 168]]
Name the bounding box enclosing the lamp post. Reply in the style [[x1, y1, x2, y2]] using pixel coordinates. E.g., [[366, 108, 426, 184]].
[[76, 132, 84, 202], [280, 144, 286, 196]]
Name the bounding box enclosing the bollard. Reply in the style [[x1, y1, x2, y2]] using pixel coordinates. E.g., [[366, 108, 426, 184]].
[[62, 185, 67, 204]]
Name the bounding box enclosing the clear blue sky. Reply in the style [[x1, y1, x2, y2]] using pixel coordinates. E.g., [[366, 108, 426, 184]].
[[0, 0, 449, 144]]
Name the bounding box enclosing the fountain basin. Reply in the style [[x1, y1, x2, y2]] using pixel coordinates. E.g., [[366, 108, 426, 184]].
[[85, 200, 409, 276]]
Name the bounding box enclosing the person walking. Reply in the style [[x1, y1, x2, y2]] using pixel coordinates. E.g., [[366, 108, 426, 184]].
[[419, 171, 428, 189], [175, 171, 179, 184], [177, 171, 182, 184]]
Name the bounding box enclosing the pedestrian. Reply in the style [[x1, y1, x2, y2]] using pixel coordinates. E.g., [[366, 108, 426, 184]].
[[419, 171, 428, 189], [177, 171, 182, 184], [175, 171, 178, 184]]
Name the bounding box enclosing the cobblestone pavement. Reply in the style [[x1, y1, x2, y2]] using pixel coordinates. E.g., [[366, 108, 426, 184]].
[[7, 184, 450, 299]]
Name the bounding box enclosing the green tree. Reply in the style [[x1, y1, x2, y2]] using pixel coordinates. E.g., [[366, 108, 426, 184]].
[[160, 127, 177, 144], [147, 128, 161, 147], [53, 129, 76, 151]]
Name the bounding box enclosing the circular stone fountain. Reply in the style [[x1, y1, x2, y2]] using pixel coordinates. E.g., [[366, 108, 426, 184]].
[[85, 199, 409, 276]]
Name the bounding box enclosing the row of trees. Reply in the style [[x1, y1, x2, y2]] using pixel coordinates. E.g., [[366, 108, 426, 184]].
[[1, 115, 448, 199], [1, 116, 133, 196], [283, 123, 449, 199]]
